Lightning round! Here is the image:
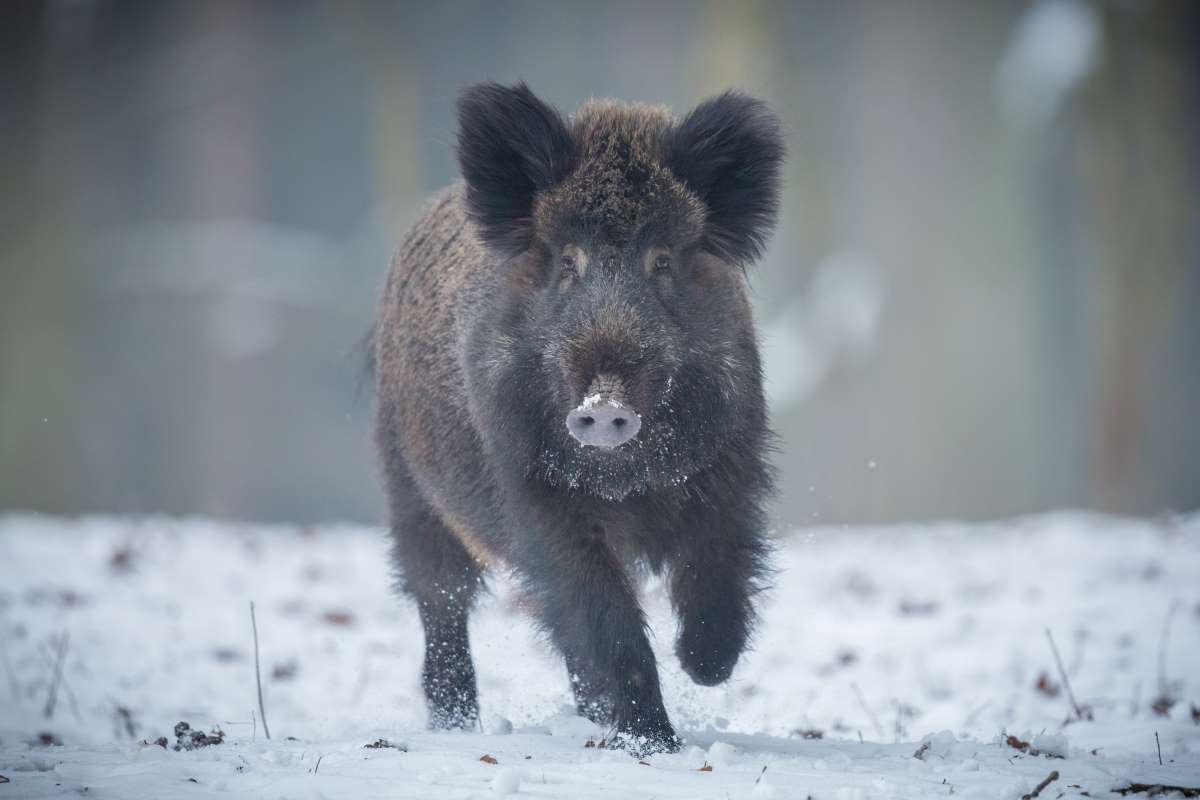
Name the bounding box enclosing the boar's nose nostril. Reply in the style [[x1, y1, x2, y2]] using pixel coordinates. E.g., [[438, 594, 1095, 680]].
[[566, 400, 641, 448]]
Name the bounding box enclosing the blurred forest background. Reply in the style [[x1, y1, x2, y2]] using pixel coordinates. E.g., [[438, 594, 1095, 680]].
[[1, 0, 1197, 527]]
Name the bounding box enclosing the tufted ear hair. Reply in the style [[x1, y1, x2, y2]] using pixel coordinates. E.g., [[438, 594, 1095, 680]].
[[456, 82, 574, 257], [667, 92, 785, 265]]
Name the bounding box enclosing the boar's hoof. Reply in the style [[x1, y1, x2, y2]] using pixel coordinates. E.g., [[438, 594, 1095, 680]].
[[609, 728, 683, 757], [678, 643, 740, 687], [427, 706, 479, 730], [566, 399, 641, 448]]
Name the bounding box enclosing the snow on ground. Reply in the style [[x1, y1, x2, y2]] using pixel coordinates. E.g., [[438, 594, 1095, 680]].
[[1, 511, 1198, 799]]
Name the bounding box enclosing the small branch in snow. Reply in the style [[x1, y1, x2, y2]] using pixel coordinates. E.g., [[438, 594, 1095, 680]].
[[892, 700, 917, 743], [1156, 731, 1163, 766], [754, 765, 767, 784], [1116, 784, 1200, 798], [114, 703, 137, 738], [1021, 770, 1059, 800], [220, 716, 258, 744], [43, 633, 69, 719], [963, 699, 992, 729], [250, 602, 271, 740], [1045, 629, 1087, 722], [351, 649, 371, 705], [36, 638, 82, 723], [850, 682, 885, 741]]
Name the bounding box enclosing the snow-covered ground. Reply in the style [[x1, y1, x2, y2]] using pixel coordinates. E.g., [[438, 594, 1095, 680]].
[[1, 512, 1198, 799]]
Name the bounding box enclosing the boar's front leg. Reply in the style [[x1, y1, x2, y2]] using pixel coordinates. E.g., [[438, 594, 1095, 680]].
[[510, 503, 679, 754], [387, 472, 483, 730], [669, 480, 771, 687]]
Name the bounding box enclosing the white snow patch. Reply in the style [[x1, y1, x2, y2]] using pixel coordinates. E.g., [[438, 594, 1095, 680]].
[[918, 729, 959, 759], [490, 767, 522, 794], [484, 715, 513, 735], [1032, 730, 1069, 758], [0, 511, 1197, 798], [705, 739, 738, 766]]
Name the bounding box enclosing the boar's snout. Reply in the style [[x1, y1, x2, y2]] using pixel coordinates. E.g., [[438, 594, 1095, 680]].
[[566, 393, 641, 449]]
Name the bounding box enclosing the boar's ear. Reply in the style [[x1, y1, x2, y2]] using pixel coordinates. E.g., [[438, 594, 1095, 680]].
[[456, 82, 574, 256], [667, 92, 784, 265]]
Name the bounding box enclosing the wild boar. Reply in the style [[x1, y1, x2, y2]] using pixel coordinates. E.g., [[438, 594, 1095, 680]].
[[374, 82, 783, 754]]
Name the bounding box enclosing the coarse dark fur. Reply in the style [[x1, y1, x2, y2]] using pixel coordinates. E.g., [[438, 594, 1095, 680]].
[[374, 82, 783, 754]]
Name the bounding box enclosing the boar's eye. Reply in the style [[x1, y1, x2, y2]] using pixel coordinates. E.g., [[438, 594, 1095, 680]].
[[644, 246, 672, 277], [559, 244, 586, 281]]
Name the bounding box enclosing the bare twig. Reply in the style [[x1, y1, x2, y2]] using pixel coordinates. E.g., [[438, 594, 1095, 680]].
[[43, 633, 69, 719], [755, 765, 767, 784], [114, 703, 136, 738], [1045, 629, 1084, 721], [1022, 770, 1059, 800], [250, 602, 271, 740], [850, 682, 884, 741], [351, 649, 371, 705], [892, 700, 917, 743], [1156, 731, 1163, 766], [312, 754, 323, 774], [36, 640, 82, 723], [220, 716, 259, 744], [963, 699, 992, 729]]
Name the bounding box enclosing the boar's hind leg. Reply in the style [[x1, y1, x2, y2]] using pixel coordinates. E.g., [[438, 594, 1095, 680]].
[[388, 482, 482, 730]]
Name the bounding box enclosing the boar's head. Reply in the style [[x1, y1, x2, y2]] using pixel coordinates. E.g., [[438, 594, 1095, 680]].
[[458, 82, 783, 500]]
